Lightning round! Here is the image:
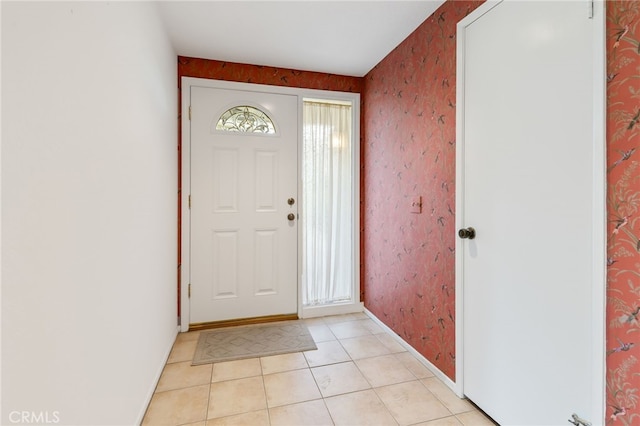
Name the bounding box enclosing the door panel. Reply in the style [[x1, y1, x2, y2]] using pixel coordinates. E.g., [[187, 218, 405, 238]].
[[255, 151, 278, 211], [190, 86, 298, 324], [459, 1, 602, 424], [212, 148, 239, 212]]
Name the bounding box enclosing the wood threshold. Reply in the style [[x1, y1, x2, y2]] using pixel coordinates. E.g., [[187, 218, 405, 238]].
[[189, 313, 299, 331]]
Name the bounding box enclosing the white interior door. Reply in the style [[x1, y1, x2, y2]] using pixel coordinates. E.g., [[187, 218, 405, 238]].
[[457, 1, 604, 425], [189, 86, 299, 324]]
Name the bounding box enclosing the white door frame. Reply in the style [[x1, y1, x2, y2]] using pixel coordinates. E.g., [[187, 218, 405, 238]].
[[454, 0, 606, 422], [180, 77, 361, 331]]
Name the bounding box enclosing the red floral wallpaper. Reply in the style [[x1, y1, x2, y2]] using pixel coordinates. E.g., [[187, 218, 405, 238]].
[[178, 57, 362, 93], [606, 1, 640, 423], [362, 0, 483, 380]]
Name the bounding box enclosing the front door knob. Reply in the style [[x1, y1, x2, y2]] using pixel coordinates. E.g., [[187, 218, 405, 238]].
[[458, 227, 476, 240], [287, 213, 296, 221]]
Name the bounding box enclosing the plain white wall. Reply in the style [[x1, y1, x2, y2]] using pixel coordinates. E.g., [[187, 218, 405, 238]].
[[2, 2, 177, 424]]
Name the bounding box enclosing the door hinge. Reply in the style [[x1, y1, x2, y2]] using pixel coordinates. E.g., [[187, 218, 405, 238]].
[[587, 0, 593, 19], [188, 195, 191, 209], [189, 105, 192, 120], [188, 283, 191, 298]]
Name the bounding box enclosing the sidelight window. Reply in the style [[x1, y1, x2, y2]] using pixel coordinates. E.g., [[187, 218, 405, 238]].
[[302, 99, 355, 307]]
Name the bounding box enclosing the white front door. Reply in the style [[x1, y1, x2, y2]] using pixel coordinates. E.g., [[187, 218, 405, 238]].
[[189, 85, 299, 324], [457, 1, 604, 425]]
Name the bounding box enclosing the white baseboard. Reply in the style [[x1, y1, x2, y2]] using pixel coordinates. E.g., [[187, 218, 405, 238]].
[[136, 326, 180, 424], [364, 308, 458, 394], [301, 301, 364, 319]]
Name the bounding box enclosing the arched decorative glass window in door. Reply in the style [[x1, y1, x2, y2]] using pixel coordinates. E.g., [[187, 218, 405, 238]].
[[215, 105, 277, 134]]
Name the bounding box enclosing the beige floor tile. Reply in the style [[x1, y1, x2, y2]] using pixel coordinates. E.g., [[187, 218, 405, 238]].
[[156, 361, 213, 392], [324, 389, 398, 426], [303, 317, 329, 326], [208, 376, 267, 419], [311, 361, 371, 397], [304, 340, 351, 367], [269, 399, 334, 426], [175, 330, 201, 343], [414, 416, 463, 426], [206, 410, 270, 426], [355, 354, 415, 387], [167, 339, 198, 363], [421, 377, 474, 414], [456, 410, 497, 426], [339, 334, 391, 360], [211, 358, 262, 383], [359, 318, 385, 334], [321, 314, 350, 324], [323, 314, 361, 324], [263, 368, 322, 407], [394, 352, 435, 379], [142, 384, 209, 425], [261, 352, 308, 375], [328, 320, 372, 339], [182, 422, 207, 426], [307, 324, 337, 342], [375, 333, 407, 353], [375, 381, 452, 426]]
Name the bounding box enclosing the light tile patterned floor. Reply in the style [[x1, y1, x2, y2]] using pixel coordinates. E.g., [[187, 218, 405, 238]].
[[142, 313, 496, 426]]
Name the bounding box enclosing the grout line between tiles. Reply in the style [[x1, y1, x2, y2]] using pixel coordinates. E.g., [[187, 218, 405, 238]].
[[203, 358, 213, 424]]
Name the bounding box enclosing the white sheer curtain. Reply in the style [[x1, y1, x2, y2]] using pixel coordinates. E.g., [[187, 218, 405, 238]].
[[302, 101, 353, 306]]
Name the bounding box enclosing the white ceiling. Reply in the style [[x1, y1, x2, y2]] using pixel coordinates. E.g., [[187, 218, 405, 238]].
[[158, 1, 445, 77]]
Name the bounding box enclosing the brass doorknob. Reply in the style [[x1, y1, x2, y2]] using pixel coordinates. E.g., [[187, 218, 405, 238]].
[[458, 227, 476, 240], [287, 213, 296, 221]]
